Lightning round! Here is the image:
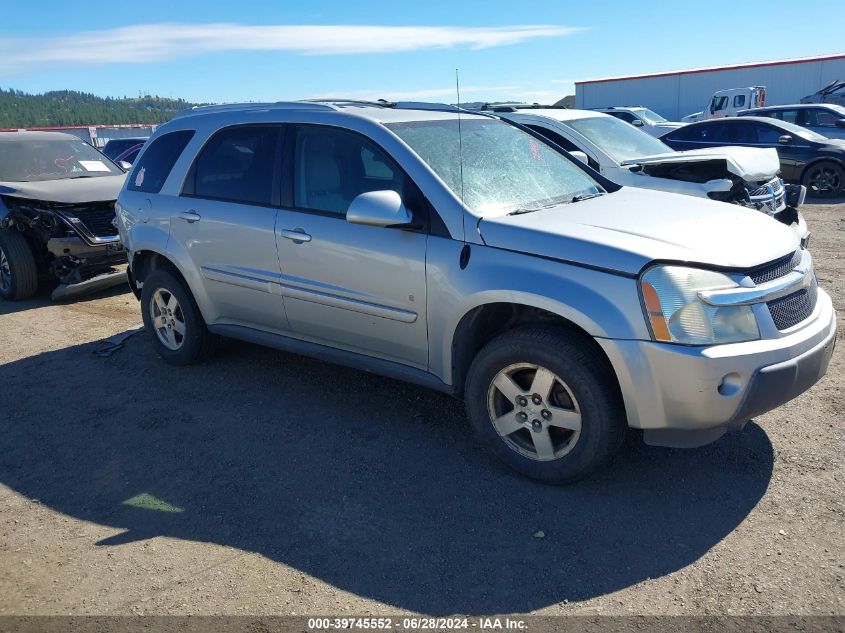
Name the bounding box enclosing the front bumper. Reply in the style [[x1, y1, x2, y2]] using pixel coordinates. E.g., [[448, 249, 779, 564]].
[[598, 288, 836, 447]]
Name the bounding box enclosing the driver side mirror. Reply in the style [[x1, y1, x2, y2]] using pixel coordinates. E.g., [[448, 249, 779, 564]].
[[119, 161, 132, 171], [346, 190, 413, 228], [778, 134, 793, 145], [631, 119, 644, 127], [569, 151, 590, 165]]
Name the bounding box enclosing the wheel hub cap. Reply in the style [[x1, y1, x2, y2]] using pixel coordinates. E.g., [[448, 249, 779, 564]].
[[150, 288, 186, 351], [486, 363, 582, 462]]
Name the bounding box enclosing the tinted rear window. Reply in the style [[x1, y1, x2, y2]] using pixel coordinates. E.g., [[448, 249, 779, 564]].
[[128, 130, 194, 194], [192, 126, 280, 206]]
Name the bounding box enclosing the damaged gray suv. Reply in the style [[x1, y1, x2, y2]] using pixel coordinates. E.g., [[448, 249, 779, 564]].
[[116, 101, 837, 483]]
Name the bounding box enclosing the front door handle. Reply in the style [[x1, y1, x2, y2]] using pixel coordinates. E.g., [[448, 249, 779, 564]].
[[280, 228, 312, 243], [178, 210, 201, 223]]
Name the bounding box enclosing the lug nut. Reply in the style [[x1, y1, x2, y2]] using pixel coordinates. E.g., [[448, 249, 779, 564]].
[[516, 396, 528, 407], [516, 412, 528, 423], [531, 420, 542, 432], [532, 394, 543, 405], [541, 409, 552, 420]]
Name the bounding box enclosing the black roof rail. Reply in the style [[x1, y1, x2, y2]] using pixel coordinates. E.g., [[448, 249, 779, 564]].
[[303, 98, 397, 108], [469, 102, 560, 113]]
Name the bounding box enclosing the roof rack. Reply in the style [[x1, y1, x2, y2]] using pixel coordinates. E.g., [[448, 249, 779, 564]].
[[172, 101, 337, 119], [469, 102, 560, 113], [303, 98, 397, 108]]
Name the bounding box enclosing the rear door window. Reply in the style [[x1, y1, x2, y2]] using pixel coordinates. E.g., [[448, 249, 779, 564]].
[[190, 126, 281, 206], [127, 130, 194, 194], [699, 122, 732, 142], [776, 109, 801, 124], [733, 95, 746, 108]]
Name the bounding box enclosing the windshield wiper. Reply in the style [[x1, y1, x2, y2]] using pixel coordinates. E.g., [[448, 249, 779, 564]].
[[507, 197, 573, 216], [571, 192, 605, 203]]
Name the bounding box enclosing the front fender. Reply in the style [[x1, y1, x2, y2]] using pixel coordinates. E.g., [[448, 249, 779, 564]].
[[426, 238, 649, 384]]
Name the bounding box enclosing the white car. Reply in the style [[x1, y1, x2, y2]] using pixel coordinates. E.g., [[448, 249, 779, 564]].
[[590, 106, 686, 137], [486, 106, 809, 243]]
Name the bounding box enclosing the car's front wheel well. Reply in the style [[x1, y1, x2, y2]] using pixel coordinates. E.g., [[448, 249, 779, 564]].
[[450, 303, 619, 399]]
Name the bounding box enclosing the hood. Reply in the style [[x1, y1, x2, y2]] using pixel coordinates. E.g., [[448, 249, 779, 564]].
[[621, 146, 780, 182], [478, 187, 798, 275], [0, 174, 126, 204]]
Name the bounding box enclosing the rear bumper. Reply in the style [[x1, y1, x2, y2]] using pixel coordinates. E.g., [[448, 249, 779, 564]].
[[598, 288, 836, 447]]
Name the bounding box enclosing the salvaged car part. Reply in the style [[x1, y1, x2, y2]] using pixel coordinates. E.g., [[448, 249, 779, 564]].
[[0, 131, 127, 300]]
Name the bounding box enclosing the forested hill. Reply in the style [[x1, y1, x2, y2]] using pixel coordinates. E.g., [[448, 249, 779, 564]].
[[0, 89, 199, 127]]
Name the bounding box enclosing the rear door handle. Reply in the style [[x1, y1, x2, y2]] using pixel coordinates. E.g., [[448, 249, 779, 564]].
[[280, 228, 312, 243], [178, 210, 201, 223]]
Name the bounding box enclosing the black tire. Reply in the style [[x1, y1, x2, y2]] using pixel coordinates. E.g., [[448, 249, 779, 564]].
[[140, 268, 214, 365], [465, 326, 626, 484], [0, 229, 39, 301], [802, 161, 845, 198]]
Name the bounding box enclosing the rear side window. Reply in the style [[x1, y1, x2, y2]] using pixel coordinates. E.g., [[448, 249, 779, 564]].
[[665, 125, 701, 142], [606, 111, 637, 124], [777, 110, 800, 124], [733, 95, 746, 108], [192, 126, 281, 206], [699, 122, 732, 142], [128, 130, 194, 194]]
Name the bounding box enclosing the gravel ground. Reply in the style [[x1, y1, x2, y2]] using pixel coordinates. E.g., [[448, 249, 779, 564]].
[[0, 202, 842, 617]]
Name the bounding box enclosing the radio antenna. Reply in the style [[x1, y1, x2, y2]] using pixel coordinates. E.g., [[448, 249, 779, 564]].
[[455, 68, 465, 207]]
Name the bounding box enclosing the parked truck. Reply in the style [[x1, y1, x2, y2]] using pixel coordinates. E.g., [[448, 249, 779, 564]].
[[683, 86, 766, 122]]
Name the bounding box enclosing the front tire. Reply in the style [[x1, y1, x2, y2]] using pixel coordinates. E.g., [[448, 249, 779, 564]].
[[0, 229, 38, 301], [140, 269, 214, 365], [465, 327, 626, 483], [802, 161, 844, 198]]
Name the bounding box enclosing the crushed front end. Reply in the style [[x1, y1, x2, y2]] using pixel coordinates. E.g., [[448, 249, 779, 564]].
[[0, 195, 127, 299]]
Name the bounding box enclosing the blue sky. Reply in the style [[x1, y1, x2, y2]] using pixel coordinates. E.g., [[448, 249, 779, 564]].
[[1, 0, 842, 104]]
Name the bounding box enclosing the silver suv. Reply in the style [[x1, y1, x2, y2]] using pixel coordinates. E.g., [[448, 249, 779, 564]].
[[115, 101, 837, 483]]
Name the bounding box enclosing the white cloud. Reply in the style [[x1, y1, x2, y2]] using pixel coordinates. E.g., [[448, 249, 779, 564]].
[[0, 23, 583, 71]]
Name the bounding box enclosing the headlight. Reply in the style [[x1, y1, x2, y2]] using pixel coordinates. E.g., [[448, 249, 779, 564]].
[[640, 265, 760, 345]]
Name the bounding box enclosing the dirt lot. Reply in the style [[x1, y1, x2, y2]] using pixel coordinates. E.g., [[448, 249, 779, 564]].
[[0, 202, 843, 617]]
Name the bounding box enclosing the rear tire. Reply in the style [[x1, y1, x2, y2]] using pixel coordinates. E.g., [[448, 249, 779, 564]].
[[465, 326, 626, 483], [140, 269, 214, 365], [0, 229, 39, 300], [802, 161, 844, 198]]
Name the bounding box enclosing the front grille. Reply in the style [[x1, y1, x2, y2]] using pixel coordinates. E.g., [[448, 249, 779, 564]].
[[59, 201, 119, 237], [747, 178, 785, 214], [748, 250, 802, 285], [768, 284, 818, 330]]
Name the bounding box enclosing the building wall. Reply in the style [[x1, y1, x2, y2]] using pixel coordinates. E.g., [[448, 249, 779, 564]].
[[576, 56, 845, 120]]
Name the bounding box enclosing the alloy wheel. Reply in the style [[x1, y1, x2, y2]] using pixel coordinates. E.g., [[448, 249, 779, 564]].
[[150, 288, 186, 350], [486, 362, 582, 461], [0, 247, 11, 294], [808, 166, 842, 195]]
